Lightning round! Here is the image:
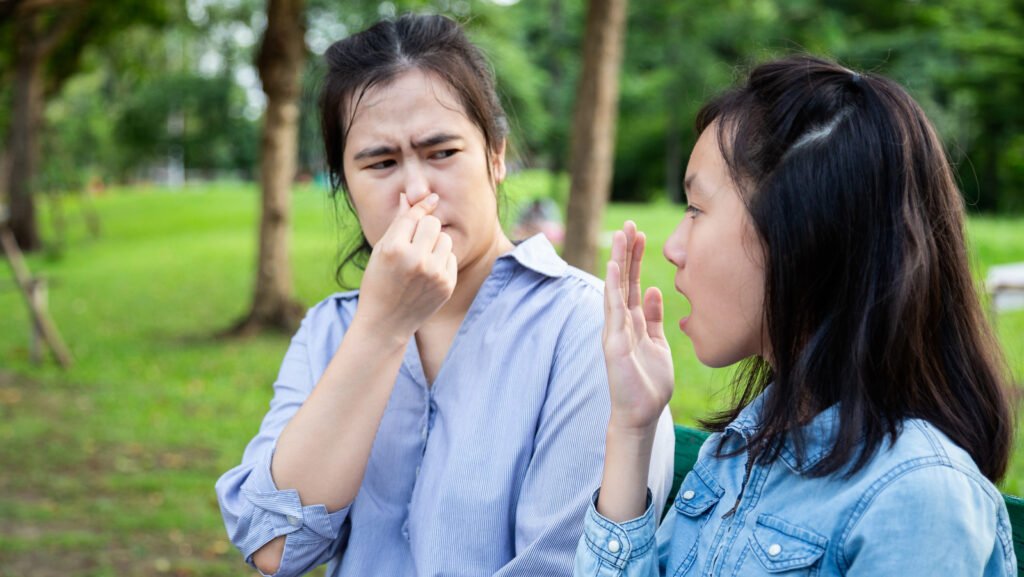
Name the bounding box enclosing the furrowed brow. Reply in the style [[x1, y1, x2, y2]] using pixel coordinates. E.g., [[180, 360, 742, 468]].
[[412, 133, 461, 149], [353, 145, 399, 161]]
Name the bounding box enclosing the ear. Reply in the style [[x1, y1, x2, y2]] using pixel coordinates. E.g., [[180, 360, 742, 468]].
[[491, 139, 507, 185]]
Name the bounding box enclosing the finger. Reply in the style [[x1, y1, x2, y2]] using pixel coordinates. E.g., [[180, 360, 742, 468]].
[[445, 252, 458, 285], [412, 214, 442, 252], [643, 286, 667, 342], [432, 231, 453, 270], [433, 230, 453, 258], [609, 231, 626, 307], [605, 260, 626, 331], [621, 221, 636, 303], [628, 230, 645, 309], [389, 193, 439, 242]]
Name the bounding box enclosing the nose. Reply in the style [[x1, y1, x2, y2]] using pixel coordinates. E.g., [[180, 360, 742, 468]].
[[402, 161, 431, 205], [663, 219, 688, 268]]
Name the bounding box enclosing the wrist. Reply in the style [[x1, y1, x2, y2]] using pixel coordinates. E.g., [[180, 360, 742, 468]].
[[598, 426, 655, 522], [606, 417, 659, 444], [347, 314, 412, 353]]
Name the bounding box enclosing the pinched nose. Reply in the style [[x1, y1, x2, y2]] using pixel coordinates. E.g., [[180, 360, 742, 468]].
[[403, 163, 431, 206]]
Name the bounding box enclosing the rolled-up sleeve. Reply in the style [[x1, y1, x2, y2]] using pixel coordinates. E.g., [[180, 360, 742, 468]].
[[214, 309, 351, 577]]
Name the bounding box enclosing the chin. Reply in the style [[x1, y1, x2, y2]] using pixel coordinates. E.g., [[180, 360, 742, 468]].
[[692, 343, 746, 369]]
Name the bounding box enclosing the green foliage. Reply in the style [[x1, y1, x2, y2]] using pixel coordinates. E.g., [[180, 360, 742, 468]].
[[10, 0, 1024, 212], [115, 70, 259, 177]]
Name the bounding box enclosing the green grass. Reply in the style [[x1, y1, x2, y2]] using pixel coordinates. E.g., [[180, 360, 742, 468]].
[[1, 176, 1022, 574]]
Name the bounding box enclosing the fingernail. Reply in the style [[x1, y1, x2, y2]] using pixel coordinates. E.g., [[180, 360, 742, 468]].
[[425, 193, 439, 206]]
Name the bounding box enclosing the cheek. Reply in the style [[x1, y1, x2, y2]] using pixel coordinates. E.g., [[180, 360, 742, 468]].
[[350, 194, 398, 246], [687, 240, 759, 321]]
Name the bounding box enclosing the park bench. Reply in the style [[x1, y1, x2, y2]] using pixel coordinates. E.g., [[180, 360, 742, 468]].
[[988, 263, 1024, 320], [667, 425, 1024, 575]]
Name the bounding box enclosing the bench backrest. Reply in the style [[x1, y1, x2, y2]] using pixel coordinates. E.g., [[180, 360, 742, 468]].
[[670, 425, 1024, 575]]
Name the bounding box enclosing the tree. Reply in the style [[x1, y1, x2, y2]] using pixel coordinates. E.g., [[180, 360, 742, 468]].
[[3, 1, 86, 251], [230, 0, 307, 335], [0, 0, 167, 251], [563, 0, 629, 273]]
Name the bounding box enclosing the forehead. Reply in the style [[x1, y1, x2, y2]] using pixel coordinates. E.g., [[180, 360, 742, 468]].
[[344, 69, 474, 143], [684, 125, 732, 201]]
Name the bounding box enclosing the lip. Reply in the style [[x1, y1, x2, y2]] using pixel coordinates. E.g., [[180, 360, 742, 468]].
[[679, 315, 690, 332]]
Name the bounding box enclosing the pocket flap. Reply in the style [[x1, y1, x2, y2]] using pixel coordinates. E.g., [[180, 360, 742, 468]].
[[673, 463, 724, 517], [750, 514, 828, 572]]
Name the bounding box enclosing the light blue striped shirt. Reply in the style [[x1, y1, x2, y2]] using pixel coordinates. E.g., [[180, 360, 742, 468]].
[[216, 235, 676, 577]]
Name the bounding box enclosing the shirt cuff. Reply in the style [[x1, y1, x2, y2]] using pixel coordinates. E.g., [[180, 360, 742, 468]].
[[239, 446, 350, 557], [580, 488, 658, 570]]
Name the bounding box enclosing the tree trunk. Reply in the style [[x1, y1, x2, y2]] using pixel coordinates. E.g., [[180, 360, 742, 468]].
[[4, 3, 84, 252], [6, 16, 48, 251], [563, 0, 629, 273], [230, 0, 306, 335]]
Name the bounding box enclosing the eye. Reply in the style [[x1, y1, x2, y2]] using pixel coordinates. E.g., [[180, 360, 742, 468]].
[[685, 205, 703, 219], [430, 149, 457, 160], [367, 159, 396, 170]]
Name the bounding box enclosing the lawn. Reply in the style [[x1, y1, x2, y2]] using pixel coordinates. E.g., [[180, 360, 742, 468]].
[[1, 177, 1023, 576]]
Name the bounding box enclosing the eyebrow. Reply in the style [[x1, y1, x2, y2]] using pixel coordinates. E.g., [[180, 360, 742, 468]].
[[353, 145, 398, 161], [352, 133, 463, 161], [413, 132, 461, 149]]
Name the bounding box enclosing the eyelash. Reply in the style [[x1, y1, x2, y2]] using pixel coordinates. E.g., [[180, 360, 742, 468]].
[[685, 205, 703, 218], [366, 149, 457, 169], [369, 159, 396, 170]]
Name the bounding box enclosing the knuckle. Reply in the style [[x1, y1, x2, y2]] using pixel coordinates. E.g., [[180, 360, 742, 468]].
[[412, 257, 430, 276], [378, 242, 398, 260]]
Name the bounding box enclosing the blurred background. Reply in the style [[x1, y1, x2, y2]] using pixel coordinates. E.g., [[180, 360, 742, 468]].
[[1, 0, 1023, 575]]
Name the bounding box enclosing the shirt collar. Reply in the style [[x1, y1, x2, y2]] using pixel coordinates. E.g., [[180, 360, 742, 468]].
[[724, 387, 843, 475], [497, 233, 568, 278]]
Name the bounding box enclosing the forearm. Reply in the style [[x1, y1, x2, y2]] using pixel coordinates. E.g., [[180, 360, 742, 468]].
[[271, 316, 409, 511], [596, 423, 657, 523]]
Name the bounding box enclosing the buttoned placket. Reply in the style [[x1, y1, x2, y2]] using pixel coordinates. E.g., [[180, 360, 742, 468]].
[[398, 261, 514, 543], [704, 431, 770, 576]]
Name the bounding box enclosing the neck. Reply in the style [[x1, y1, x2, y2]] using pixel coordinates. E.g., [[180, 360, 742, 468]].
[[431, 231, 514, 324]]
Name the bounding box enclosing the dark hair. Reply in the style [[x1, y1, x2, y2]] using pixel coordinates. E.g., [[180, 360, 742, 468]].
[[319, 13, 509, 286], [697, 55, 1014, 481]]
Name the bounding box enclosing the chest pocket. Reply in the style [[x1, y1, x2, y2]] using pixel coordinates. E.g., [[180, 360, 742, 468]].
[[668, 462, 724, 577], [732, 514, 828, 576]]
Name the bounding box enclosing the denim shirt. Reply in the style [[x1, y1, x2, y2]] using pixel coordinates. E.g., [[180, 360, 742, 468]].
[[575, 391, 1016, 577], [216, 235, 677, 577]]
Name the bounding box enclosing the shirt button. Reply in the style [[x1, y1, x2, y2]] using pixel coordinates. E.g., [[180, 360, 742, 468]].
[[681, 490, 695, 501], [421, 426, 428, 440], [607, 539, 621, 553], [286, 514, 300, 527], [768, 543, 782, 557], [415, 466, 421, 476]]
